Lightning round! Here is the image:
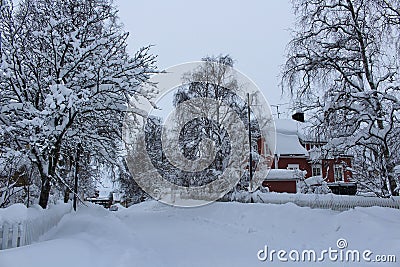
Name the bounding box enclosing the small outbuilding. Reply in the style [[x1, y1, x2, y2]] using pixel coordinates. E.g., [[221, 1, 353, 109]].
[[262, 169, 305, 193]]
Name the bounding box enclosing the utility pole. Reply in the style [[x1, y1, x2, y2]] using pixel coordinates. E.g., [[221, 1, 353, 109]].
[[247, 93, 253, 198], [271, 103, 290, 119], [271, 105, 281, 119]]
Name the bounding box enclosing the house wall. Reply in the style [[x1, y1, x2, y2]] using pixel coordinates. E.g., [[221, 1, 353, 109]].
[[273, 157, 311, 175], [272, 156, 352, 183], [257, 134, 353, 194], [321, 158, 352, 183], [262, 180, 297, 193]]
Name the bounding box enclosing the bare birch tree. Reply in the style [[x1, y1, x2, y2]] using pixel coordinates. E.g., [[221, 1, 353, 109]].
[[283, 0, 400, 196]]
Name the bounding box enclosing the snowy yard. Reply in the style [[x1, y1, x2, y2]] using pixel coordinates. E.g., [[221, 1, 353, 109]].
[[0, 201, 399, 267], [2, 0, 400, 266]]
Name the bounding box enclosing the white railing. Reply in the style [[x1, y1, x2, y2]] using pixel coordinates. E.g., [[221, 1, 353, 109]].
[[0, 203, 72, 250], [229, 191, 400, 211]]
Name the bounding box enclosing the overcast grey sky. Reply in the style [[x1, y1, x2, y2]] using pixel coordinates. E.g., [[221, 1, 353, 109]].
[[115, 0, 295, 117]]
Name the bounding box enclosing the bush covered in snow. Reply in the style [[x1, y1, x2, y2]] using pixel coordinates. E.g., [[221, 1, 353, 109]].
[[298, 176, 331, 194]]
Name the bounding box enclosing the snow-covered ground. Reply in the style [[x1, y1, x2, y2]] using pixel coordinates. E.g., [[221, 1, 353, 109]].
[[0, 201, 399, 267]]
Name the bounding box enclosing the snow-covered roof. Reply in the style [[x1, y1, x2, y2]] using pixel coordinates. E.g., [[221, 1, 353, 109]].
[[272, 119, 308, 156], [275, 133, 308, 156], [86, 197, 110, 201], [265, 169, 305, 181], [98, 189, 111, 198], [274, 119, 298, 135]]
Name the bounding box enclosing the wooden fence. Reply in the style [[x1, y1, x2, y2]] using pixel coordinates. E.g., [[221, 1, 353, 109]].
[[0, 203, 72, 250]]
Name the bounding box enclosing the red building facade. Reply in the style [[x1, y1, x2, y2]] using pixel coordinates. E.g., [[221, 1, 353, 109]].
[[259, 119, 354, 193]]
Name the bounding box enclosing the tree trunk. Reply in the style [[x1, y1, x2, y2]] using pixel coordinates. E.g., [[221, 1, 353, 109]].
[[38, 145, 62, 208], [383, 149, 398, 196], [64, 187, 71, 203], [39, 178, 51, 209]]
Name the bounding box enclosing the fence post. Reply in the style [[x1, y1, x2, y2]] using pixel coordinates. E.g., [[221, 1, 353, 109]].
[[24, 221, 31, 246], [19, 223, 24, 246], [0, 225, 3, 250], [11, 223, 18, 248], [2, 223, 9, 249]]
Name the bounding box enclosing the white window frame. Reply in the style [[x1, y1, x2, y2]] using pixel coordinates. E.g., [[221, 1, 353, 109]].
[[287, 164, 300, 170], [334, 165, 344, 181], [312, 164, 322, 177]]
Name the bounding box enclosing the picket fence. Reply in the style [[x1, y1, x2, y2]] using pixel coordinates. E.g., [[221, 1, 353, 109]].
[[0, 203, 72, 250]]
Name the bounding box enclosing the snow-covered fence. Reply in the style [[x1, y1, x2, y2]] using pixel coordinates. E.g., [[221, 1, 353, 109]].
[[229, 191, 400, 211], [0, 223, 24, 249], [0, 203, 72, 250]]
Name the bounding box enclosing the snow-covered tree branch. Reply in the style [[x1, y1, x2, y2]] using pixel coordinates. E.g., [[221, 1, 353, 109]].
[[283, 0, 400, 196], [0, 0, 157, 208]]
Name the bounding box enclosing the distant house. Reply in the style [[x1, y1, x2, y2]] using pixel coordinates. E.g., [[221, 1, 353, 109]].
[[259, 119, 355, 194], [85, 189, 125, 209], [86, 189, 113, 208]]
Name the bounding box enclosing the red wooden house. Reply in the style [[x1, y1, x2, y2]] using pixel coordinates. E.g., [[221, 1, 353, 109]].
[[259, 119, 355, 194]]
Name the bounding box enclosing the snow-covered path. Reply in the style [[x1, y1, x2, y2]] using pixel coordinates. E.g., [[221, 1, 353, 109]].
[[0, 201, 399, 267]]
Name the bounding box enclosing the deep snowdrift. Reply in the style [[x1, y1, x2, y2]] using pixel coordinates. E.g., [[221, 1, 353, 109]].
[[0, 201, 399, 267]]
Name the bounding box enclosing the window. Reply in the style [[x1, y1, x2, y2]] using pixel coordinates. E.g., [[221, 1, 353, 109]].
[[334, 165, 344, 181], [312, 164, 322, 177], [287, 164, 299, 170]]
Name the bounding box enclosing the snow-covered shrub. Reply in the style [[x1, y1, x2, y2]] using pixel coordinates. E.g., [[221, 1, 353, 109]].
[[298, 176, 331, 194]]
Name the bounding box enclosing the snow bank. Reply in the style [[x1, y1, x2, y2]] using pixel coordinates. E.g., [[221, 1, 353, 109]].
[[0, 204, 29, 224], [0, 202, 71, 225], [0, 202, 72, 249], [0, 200, 399, 267], [0, 204, 43, 224]]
